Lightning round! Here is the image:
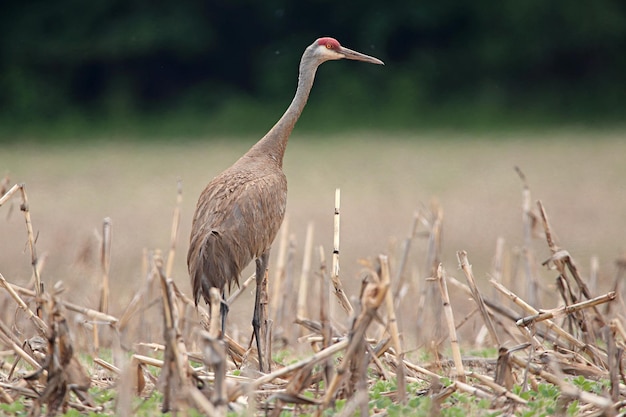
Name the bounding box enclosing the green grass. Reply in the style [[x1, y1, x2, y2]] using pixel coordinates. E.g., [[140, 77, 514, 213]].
[[0, 374, 609, 416]]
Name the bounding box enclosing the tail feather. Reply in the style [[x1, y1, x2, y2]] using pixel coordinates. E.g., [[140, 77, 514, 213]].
[[188, 228, 246, 306]]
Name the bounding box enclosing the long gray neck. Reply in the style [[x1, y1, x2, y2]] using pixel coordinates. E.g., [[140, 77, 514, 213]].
[[246, 52, 319, 167]]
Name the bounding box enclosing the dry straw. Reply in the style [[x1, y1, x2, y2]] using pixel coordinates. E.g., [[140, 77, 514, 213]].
[[1, 169, 626, 415]]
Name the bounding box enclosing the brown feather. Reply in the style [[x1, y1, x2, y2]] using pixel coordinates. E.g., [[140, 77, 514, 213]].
[[188, 154, 287, 306]]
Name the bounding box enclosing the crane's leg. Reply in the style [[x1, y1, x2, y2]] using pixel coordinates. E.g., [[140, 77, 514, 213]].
[[220, 289, 229, 337], [252, 251, 269, 372]]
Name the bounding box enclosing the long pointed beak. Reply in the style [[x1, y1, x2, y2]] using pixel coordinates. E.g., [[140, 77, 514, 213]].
[[340, 46, 385, 65]]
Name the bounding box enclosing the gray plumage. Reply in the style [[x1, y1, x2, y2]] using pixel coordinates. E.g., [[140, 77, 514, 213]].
[[187, 37, 383, 372], [188, 156, 287, 300]]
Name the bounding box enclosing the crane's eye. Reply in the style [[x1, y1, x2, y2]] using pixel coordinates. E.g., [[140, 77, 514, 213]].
[[326, 43, 333, 49]]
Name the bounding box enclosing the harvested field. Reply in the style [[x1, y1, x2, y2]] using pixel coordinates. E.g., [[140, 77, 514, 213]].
[[1, 131, 626, 415]]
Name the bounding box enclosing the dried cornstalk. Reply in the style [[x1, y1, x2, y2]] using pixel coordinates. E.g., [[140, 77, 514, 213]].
[[93, 357, 121, 374], [590, 255, 599, 296], [491, 279, 607, 365], [393, 211, 420, 306], [133, 354, 165, 368], [201, 292, 227, 412], [93, 217, 112, 352], [435, 263, 465, 382], [226, 273, 255, 305], [605, 326, 620, 402], [208, 288, 222, 339], [270, 361, 320, 413], [467, 371, 527, 404], [243, 338, 349, 393], [535, 209, 574, 279], [0, 385, 13, 404], [380, 255, 406, 404], [156, 256, 191, 413], [0, 320, 42, 370], [371, 347, 393, 381], [402, 357, 441, 380], [417, 201, 444, 345], [515, 167, 539, 306], [335, 389, 368, 417], [330, 188, 353, 316], [297, 221, 315, 322], [318, 245, 332, 384], [224, 334, 247, 367], [27, 298, 93, 415], [99, 217, 111, 314], [494, 344, 530, 389], [453, 380, 491, 399], [7, 282, 118, 325], [117, 263, 158, 334], [537, 201, 604, 335], [265, 330, 274, 375], [517, 291, 616, 327], [272, 217, 290, 323], [124, 248, 157, 342], [441, 282, 519, 347], [0, 174, 10, 195], [457, 251, 500, 346], [165, 180, 182, 278], [278, 235, 297, 342], [0, 381, 39, 400], [610, 319, 626, 345], [320, 258, 390, 411], [492, 237, 505, 285], [446, 276, 520, 324], [0, 272, 47, 335], [0, 183, 21, 207], [187, 385, 220, 416], [0, 183, 43, 295], [608, 254, 626, 315]]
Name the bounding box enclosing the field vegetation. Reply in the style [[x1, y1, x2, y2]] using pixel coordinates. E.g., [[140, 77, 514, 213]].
[[2, 0, 625, 414], [1, 131, 626, 415]]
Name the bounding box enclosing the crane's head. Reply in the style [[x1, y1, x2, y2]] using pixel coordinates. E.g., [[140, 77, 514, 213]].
[[309, 37, 384, 66]]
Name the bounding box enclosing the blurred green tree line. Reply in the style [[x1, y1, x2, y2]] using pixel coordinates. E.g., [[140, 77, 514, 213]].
[[1, 0, 624, 138]]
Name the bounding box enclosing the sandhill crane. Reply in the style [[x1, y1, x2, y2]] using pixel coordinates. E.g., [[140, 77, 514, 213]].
[[188, 37, 383, 371]]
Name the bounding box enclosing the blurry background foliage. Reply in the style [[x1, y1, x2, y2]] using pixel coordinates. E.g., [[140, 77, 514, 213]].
[[1, 0, 625, 141]]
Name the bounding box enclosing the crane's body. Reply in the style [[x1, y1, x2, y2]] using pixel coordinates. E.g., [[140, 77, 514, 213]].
[[188, 37, 383, 372], [188, 155, 287, 296]]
